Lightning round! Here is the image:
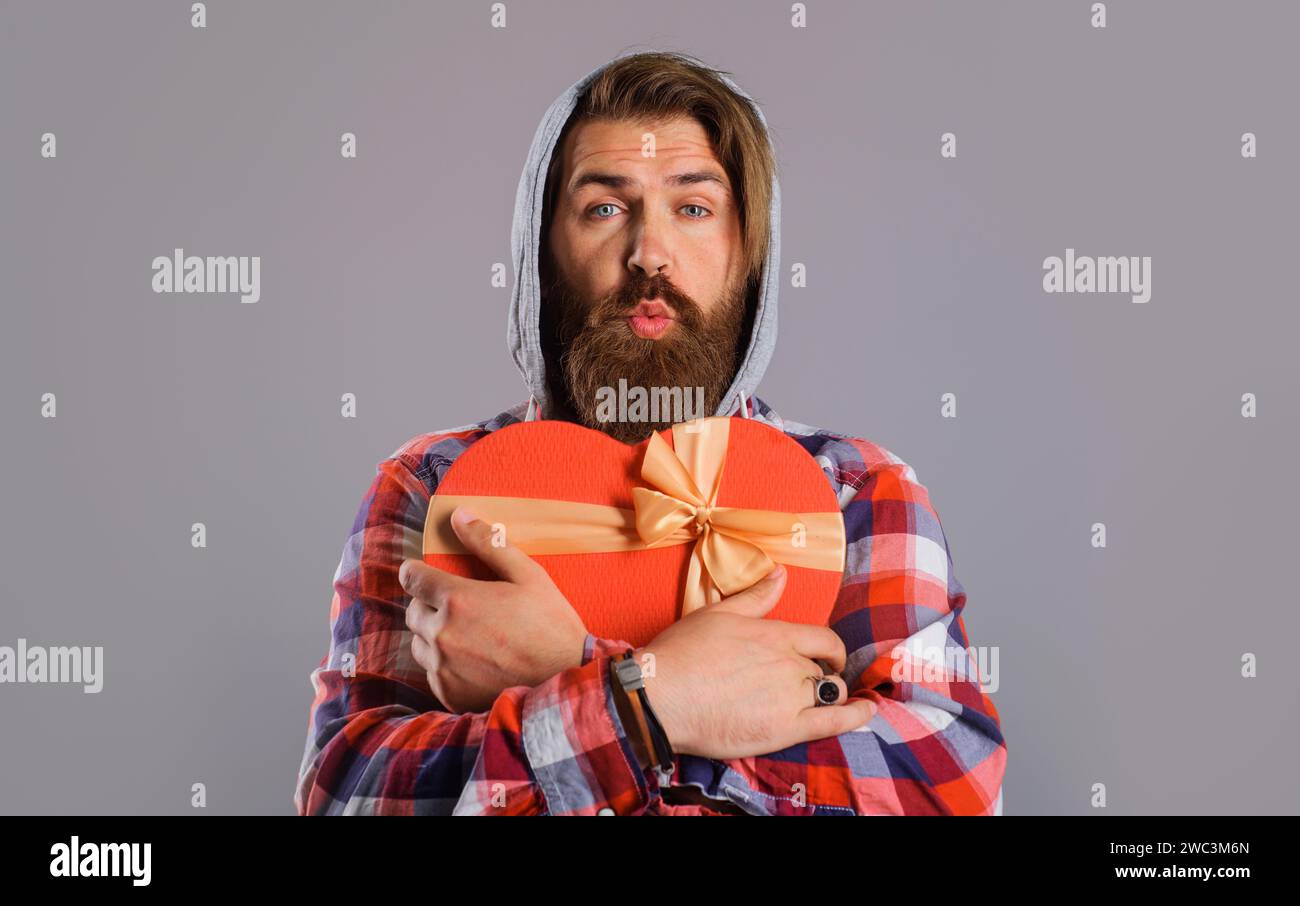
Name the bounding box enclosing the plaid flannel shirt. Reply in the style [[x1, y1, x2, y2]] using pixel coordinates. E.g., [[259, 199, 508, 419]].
[[294, 396, 1006, 815]]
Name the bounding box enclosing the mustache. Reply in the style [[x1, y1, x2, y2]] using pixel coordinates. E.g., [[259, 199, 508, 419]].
[[593, 272, 703, 325]]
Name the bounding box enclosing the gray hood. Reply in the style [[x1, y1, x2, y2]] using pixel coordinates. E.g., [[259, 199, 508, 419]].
[[506, 51, 781, 422]]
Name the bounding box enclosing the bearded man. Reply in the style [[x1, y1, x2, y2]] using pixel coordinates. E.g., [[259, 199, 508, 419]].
[[295, 51, 1006, 816]]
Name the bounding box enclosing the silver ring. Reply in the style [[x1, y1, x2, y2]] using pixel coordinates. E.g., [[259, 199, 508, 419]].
[[811, 675, 841, 707]]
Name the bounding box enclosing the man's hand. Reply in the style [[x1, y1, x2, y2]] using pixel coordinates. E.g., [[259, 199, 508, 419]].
[[399, 505, 588, 714], [637, 564, 877, 761]]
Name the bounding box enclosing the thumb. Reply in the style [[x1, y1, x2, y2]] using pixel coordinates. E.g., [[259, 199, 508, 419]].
[[449, 505, 542, 585], [706, 564, 787, 618]]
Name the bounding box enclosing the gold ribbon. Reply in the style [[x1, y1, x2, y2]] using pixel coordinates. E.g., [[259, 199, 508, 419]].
[[423, 416, 846, 616]]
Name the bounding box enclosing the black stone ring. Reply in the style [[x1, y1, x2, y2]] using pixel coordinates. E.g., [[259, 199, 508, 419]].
[[811, 675, 841, 707]]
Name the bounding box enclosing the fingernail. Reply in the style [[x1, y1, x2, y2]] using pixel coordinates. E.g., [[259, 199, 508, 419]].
[[770, 564, 785, 579], [452, 506, 480, 527]]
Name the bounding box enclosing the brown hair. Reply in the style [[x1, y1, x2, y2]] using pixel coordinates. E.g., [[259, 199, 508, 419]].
[[542, 52, 776, 291]]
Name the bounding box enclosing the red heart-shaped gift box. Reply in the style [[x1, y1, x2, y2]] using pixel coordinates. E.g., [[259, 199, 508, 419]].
[[422, 416, 844, 648]]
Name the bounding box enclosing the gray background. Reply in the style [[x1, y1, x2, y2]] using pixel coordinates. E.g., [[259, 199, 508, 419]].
[[2, 0, 1296, 815]]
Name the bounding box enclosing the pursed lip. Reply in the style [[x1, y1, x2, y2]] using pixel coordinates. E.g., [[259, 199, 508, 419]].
[[627, 300, 675, 320]]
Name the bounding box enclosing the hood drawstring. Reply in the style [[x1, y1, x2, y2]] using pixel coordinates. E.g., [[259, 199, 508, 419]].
[[525, 393, 540, 422]]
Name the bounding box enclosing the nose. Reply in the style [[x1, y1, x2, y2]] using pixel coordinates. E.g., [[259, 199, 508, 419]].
[[627, 208, 671, 279]]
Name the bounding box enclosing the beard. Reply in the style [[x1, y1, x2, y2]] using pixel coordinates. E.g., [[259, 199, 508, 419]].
[[540, 266, 750, 444]]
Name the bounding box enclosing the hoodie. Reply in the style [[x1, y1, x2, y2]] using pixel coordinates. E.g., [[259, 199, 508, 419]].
[[295, 53, 1007, 816]]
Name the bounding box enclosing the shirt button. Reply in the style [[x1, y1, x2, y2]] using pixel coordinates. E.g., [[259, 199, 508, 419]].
[[597, 807, 616, 816]]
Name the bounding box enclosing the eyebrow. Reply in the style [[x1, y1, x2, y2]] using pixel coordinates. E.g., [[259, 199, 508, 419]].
[[569, 169, 729, 193]]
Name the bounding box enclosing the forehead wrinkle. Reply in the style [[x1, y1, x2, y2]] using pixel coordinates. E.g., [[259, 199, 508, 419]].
[[564, 121, 728, 195], [567, 156, 732, 197], [569, 170, 730, 194]]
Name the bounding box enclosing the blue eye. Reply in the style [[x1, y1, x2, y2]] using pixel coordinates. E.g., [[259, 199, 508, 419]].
[[591, 203, 621, 219], [682, 204, 711, 218]]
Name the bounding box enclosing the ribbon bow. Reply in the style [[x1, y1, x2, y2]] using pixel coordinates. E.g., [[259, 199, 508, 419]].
[[633, 419, 823, 613]]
